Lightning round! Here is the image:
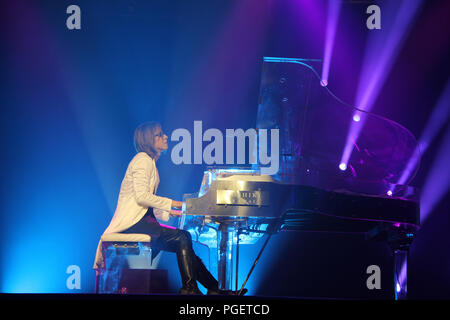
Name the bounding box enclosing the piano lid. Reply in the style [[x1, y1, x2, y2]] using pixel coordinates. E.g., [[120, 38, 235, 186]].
[[254, 57, 421, 201]]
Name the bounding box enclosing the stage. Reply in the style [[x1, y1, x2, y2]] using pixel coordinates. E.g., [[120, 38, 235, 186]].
[[0, 0, 449, 304]]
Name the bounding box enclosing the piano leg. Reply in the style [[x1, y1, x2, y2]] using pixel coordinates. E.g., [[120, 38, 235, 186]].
[[393, 249, 408, 300], [368, 223, 416, 300], [217, 222, 235, 290], [387, 225, 415, 300]]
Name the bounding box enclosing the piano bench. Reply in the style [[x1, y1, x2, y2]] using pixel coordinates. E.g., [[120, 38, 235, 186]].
[[95, 233, 168, 294]]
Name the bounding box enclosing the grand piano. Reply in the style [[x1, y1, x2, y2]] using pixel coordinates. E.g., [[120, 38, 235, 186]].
[[180, 57, 420, 299]]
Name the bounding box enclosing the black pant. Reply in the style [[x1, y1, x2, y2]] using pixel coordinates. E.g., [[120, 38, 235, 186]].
[[122, 209, 218, 291]]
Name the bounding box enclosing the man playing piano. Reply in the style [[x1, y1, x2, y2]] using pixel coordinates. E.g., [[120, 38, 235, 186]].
[[100, 121, 244, 295]]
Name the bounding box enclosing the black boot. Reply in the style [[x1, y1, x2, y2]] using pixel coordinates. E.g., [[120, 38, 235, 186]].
[[195, 256, 220, 292], [207, 288, 248, 296], [177, 248, 203, 295], [195, 256, 248, 296]]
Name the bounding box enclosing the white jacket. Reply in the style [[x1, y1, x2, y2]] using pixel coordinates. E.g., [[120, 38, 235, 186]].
[[93, 152, 173, 269]]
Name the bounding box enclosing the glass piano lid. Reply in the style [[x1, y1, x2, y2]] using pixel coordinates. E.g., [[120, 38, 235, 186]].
[[197, 168, 275, 197], [255, 57, 421, 201]]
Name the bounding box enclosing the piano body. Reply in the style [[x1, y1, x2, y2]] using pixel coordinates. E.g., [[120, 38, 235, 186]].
[[180, 58, 420, 299]]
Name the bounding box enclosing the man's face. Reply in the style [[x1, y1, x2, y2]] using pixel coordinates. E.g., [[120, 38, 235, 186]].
[[154, 127, 168, 152]]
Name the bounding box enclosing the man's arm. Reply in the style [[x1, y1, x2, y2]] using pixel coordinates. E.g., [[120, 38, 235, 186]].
[[131, 156, 172, 211]]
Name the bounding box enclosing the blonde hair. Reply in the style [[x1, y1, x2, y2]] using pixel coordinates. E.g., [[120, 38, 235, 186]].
[[133, 121, 162, 159]]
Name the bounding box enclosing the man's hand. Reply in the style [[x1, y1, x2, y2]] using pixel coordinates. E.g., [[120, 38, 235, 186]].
[[171, 200, 183, 209], [170, 209, 182, 217]]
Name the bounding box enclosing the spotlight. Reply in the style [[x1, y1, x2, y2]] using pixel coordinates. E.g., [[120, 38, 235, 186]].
[[387, 190, 393, 196], [341, 0, 423, 175], [321, 0, 341, 92], [353, 114, 360, 122], [339, 163, 347, 171]]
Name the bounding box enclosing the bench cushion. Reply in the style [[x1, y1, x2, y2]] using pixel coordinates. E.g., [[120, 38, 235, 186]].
[[101, 233, 151, 243]]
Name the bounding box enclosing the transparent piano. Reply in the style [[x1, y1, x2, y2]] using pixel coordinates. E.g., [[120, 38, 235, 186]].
[[180, 57, 421, 299]]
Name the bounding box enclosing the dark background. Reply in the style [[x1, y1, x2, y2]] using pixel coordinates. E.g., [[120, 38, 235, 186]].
[[0, 0, 448, 298]]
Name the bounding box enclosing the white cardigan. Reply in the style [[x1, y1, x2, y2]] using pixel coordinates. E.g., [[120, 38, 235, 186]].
[[93, 152, 173, 269]]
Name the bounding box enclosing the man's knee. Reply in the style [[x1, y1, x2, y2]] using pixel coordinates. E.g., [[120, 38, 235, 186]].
[[178, 230, 193, 249]]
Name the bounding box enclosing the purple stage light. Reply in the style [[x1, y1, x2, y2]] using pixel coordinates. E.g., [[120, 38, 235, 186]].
[[396, 125, 450, 295], [355, 0, 423, 112], [340, 0, 424, 168], [352, 114, 360, 122], [339, 123, 363, 169], [420, 126, 450, 223], [339, 162, 347, 171], [321, 0, 341, 88], [393, 82, 450, 298], [397, 79, 450, 186]]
